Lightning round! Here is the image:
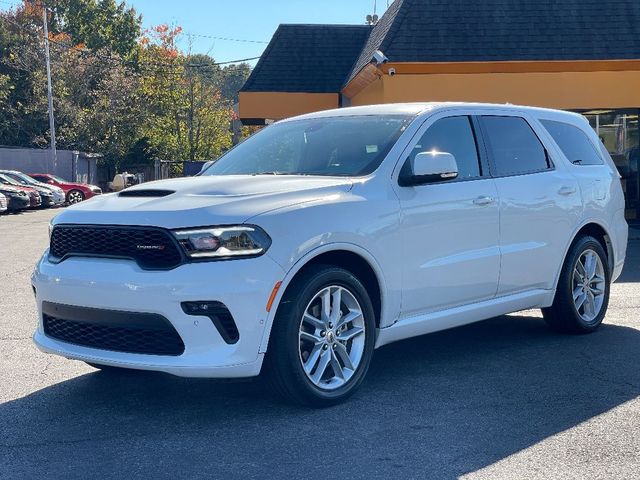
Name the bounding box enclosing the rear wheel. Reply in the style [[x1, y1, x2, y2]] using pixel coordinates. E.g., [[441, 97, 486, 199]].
[[67, 189, 85, 204], [264, 265, 376, 407], [542, 236, 610, 334]]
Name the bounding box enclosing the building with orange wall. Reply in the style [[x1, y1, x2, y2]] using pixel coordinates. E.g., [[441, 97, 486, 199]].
[[240, 0, 640, 220]]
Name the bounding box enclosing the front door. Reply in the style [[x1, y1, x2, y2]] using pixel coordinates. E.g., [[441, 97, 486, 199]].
[[393, 114, 501, 318]]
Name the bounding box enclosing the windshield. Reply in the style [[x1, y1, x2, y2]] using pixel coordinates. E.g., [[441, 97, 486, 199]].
[[202, 115, 412, 177], [10, 171, 38, 185], [50, 175, 68, 183], [0, 174, 19, 186]]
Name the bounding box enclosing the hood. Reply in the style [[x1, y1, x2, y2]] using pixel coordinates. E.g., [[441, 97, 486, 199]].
[[53, 175, 353, 228], [30, 185, 53, 195], [61, 180, 96, 189], [34, 182, 62, 193], [0, 185, 23, 194], [2, 184, 36, 194]]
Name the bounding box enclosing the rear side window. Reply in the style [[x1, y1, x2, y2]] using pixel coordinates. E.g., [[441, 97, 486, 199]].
[[540, 119, 604, 166], [481, 116, 550, 176], [408, 116, 481, 179]]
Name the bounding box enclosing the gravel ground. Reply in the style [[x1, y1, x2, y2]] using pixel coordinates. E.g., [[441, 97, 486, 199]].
[[1, 208, 639, 480]]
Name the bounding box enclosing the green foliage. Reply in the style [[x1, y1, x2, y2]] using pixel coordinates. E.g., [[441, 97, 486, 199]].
[[0, 1, 253, 170], [49, 0, 141, 60]]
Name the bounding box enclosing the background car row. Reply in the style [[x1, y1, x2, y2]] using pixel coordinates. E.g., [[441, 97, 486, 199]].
[[0, 170, 101, 214]]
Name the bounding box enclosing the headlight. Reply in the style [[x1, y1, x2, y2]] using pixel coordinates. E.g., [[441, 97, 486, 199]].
[[173, 225, 271, 260]]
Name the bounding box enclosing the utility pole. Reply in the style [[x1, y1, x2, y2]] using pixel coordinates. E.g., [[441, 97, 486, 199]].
[[42, 3, 57, 173]]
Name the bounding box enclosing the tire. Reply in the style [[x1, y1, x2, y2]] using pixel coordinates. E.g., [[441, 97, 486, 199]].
[[542, 235, 610, 334], [264, 265, 376, 407], [67, 189, 85, 204]]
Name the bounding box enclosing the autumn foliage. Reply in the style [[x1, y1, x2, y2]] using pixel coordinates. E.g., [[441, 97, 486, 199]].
[[0, 1, 252, 168]]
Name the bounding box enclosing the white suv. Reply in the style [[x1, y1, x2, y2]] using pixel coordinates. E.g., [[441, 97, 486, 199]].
[[33, 103, 628, 406]]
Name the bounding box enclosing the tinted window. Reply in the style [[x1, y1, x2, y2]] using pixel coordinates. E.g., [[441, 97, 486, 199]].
[[541, 120, 604, 166], [408, 116, 481, 179], [482, 116, 550, 176], [203, 115, 411, 177]]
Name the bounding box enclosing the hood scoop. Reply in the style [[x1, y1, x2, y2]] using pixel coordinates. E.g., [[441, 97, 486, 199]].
[[119, 189, 175, 198]]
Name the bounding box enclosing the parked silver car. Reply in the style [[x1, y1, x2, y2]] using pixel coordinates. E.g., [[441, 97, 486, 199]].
[[0, 170, 66, 206], [0, 192, 7, 214]]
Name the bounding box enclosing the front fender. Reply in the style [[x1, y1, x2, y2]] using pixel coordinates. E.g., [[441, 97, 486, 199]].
[[257, 242, 398, 353]]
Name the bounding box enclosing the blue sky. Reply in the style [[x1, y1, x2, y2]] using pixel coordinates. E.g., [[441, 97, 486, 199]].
[[2, 0, 390, 66]]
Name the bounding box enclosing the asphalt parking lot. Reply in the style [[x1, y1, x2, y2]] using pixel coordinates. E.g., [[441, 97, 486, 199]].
[[1, 208, 639, 479]]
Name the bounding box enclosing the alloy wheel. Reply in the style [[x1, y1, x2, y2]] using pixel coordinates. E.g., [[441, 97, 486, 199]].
[[68, 190, 84, 204], [298, 285, 366, 390], [572, 248, 606, 323]]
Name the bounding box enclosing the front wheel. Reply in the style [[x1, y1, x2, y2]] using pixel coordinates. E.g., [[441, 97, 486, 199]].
[[264, 265, 376, 407], [543, 236, 610, 334]]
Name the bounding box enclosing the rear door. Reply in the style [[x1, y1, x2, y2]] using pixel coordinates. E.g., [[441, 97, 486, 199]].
[[393, 113, 501, 317], [478, 114, 582, 295]]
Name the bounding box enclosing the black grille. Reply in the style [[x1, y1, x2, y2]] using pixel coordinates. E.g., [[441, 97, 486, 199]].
[[50, 225, 184, 270], [42, 302, 185, 356]]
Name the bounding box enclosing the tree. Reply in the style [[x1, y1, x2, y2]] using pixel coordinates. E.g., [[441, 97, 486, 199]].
[[0, 2, 50, 146], [0, 3, 142, 169], [139, 25, 233, 162], [48, 0, 141, 60], [219, 63, 251, 104], [0, 2, 251, 171]]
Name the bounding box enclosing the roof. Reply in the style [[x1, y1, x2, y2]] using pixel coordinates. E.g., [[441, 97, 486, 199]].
[[348, 0, 640, 83], [241, 24, 371, 93], [281, 102, 587, 123], [242, 0, 640, 100], [281, 103, 435, 121]]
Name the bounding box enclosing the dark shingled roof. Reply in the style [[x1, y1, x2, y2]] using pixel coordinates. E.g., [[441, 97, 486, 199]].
[[243, 0, 640, 94], [241, 24, 371, 93], [348, 0, 640, 83]]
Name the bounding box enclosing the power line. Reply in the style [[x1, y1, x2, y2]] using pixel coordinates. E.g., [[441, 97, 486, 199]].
[[182, 32, 268, 44], [0, 14, 261, 70], [0, 1, 269, 45]]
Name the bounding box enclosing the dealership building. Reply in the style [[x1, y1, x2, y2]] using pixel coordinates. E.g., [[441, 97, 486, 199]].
[[239, 0, 640, 221]]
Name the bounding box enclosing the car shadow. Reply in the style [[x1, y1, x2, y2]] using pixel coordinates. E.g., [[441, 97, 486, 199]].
[[2, 314, 640, 479]]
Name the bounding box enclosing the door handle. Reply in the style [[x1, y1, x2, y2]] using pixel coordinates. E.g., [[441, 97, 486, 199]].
[[558, 186, 577, 196], [473, 196, 495, 206]]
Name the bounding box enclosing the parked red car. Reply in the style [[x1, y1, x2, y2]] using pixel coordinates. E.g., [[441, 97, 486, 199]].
[[0, 174, 41, 208], [28, 173, 102, 204]]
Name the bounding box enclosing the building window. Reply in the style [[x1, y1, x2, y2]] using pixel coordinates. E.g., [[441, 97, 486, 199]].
[[580, 109, 639, 221]]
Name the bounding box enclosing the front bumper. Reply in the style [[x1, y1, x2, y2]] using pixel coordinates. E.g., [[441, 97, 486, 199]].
[[51, 191, 66, 204], [86, 189, 102, 199], [40, 195, 55, 207], [7, 196, 30, 210], [32, 252, 286, 377]]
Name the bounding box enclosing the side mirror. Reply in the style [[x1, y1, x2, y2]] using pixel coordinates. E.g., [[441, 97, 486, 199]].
[[400, 151, 459, 186], [200, 160, 214, 173]]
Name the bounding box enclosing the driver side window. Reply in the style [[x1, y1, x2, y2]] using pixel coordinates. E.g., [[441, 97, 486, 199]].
[[403, 116, 482, 180]]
